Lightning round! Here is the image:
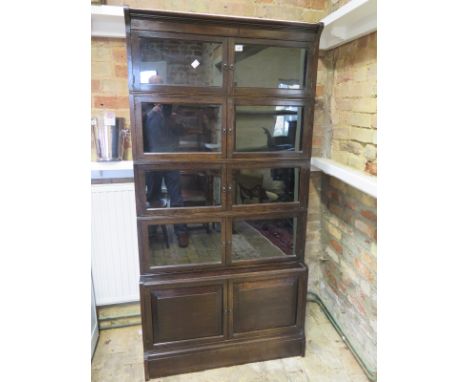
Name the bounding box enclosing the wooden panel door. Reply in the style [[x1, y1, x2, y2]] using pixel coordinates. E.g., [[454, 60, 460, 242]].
[[141, 280, 227, 351], [230, 270, 306, 339]]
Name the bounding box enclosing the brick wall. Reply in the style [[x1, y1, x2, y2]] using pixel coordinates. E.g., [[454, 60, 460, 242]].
[[329, 0, 351, 12], [91, 38, 131, 160], [306, 173, 377, 372], [312, 50, 333, 158], [330, 33, 377, 175], [313, 33, 377, 174], [105, 0, 327, 22], [307, 30, 378, 374]]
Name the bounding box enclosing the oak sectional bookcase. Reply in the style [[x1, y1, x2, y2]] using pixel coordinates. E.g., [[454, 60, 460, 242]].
[[124, 8, 323, 380]]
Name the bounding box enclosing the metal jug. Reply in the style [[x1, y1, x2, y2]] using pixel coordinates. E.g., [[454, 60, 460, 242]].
[[92, 112, 129, 161]]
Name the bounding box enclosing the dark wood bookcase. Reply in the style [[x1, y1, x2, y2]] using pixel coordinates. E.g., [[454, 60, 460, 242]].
[[124, 8, 323, 380]]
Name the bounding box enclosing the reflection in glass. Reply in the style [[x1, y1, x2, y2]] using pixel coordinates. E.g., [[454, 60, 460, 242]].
[[234, 44, 306, 89], [233, 168, 299, 205], [148, 222, 221, 266], [235, 106, 302, 152], [232, 217, 297, 261], [139, 38, 223, 87], [142, 103, 221, 153], [145, 169, 221, 209]]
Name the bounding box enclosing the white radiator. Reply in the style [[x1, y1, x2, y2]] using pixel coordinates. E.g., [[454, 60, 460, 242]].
[[91, 182, 140, 306]]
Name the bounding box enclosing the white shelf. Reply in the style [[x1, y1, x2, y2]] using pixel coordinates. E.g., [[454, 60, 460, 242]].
[[311, 157, 377, 198], [91, 5, 126, 38], [91, 160, 133, 171], [91, 160, 134, 180], [319, 0, 377, 50]]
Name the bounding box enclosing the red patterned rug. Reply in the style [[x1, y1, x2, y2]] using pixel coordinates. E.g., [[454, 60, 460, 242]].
[[248, 219, 294, 255]]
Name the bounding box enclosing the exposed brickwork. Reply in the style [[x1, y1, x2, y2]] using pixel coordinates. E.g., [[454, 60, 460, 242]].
[[307, 26, 377, 374], [306, 173, 377, 372], [91, 38, 131, 160], [329, 0, 352, 12], [313, 33, 377, 175], [312, 51, 334, 157], [327, 33, 377, 174], [105, 0, 327, 22]]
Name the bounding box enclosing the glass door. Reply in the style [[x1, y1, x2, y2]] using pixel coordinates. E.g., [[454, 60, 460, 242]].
[[225, 212, 306, 266], [133, 95, 226, 161], [227, 162, 308, 212], [139, 217, 226, 273], [131, 31, 228, 94], [134, 163, 226, 216], [228, 98, 310, 159], [231, 38, 310, 98]]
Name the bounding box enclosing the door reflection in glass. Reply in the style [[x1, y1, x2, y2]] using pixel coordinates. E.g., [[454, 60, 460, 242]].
[[235, 106, 302, 152], [232, 217, 297, 261], [142, 103, 221, 153]]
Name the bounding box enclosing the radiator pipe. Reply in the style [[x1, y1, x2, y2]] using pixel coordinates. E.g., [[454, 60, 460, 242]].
[[307, 292, 377, 382]]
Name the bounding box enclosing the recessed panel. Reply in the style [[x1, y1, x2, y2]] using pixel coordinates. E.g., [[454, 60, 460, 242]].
[[232, 167, 300, 205], [141, 103, 222, 154], [235, 105, 303, 153], [151, 285, 223, 343], [143, 168, 221, 210], [148, 221, 222, 267], [232, 217, 297, 262], [234, 44, 306, 89], [138, 38, 223, 87], [233, 277, 298, 333]]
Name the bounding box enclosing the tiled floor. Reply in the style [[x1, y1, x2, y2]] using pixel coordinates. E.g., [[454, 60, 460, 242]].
[[92, 302, 369, 382]]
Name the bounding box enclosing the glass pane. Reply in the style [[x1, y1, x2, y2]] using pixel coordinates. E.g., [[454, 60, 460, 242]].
[[144, 169, 221, 209], [148, 221, 222, 266], [142, 103, 222, 153], [138, 38, 223, 87], [234, 44, 306, 89], [232, 217, 297, 261], [233, 168, 300, 205], [235, 105, 302, 152]]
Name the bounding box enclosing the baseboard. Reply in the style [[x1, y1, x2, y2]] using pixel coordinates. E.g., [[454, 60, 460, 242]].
[[145, 334, 305, 380]]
